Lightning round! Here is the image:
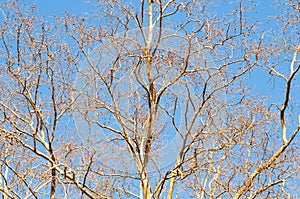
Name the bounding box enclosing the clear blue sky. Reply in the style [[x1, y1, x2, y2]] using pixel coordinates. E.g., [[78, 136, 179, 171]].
[[34, 0, 277, 20], [34, 0, 93, 17]]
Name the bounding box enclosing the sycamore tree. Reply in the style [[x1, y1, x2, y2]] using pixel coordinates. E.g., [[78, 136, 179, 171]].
[[0, 0, 300, 198]]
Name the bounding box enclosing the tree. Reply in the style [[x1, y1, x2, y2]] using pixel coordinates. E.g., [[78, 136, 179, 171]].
[[0, 0, 300, 198]]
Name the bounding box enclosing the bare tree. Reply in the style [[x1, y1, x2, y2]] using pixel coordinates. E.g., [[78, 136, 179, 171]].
[[0, 0, 300, 198]]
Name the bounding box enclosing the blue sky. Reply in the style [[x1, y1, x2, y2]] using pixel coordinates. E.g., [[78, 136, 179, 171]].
[[33, 0, 278, 21], [34, 0, 93, 16]]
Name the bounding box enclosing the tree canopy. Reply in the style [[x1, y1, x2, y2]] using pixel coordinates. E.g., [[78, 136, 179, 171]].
[[0, 0, 300, 198]]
